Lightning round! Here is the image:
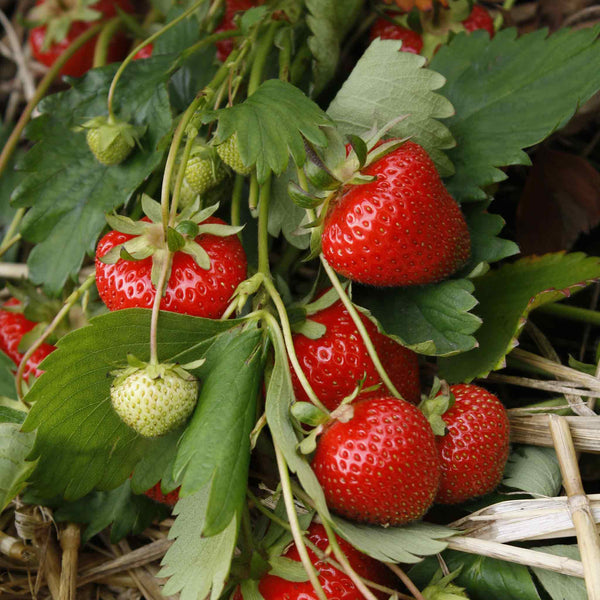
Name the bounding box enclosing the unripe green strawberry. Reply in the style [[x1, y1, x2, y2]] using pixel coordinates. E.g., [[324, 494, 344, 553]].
[[216, 132, 253, 175], [184, 149, 226, 195], [110, 363, 198, 437]]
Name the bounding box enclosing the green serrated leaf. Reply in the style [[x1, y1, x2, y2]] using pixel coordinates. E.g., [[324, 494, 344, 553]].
[[0, 423, 36, 511], [333, 517, 456, 564], [327, 38, 455, 176], [531, 546, 586, 600], [354, 279, 481, 356], [54, 479, 169, 543], [12, 58, 175, 295], [503, 446, 561, 498], [306, 0, 364, 95], [21, 310, 243, 500], [173, 327, 265, 536], [159, 487, 238, 600], [204, 79, 331, 183], [430, 27, 600, 202], [439, 253, 600, 382]]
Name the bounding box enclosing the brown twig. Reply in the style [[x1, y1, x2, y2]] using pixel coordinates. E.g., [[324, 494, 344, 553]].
[[385, 562, 426, 600], [59, 523, 80, 600]]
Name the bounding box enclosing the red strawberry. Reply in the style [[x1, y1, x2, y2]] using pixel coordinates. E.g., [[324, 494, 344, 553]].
[[238, 522, 393, 599], [321, 140, 470, 287], [291, 299, 420, 410], [312, 396, 441, 526], [28, 0, 134, 78], [0, 299, 55, 381], [462, 4, 495, 38], [95, 216, 247, 318], [133, 43, 153, 60], [143, 482, 180, 507], [435, 384, 510, 504], [369, 16, 423, 54], [214, 0, 261, 62]]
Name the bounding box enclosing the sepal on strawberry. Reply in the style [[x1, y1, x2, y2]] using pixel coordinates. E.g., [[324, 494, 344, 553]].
[[110, 356, 204, 437], [82, 116, 146, 166], [419, 377, 455, 436], [422, 569, 470, 600]]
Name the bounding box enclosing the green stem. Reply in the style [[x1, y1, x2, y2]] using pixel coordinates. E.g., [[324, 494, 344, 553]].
[[247, 20, 280, 95], [107, 0, 209, 118], [536, 303, 600, 326], [16, 273, 96, 403], [278, 28, 292, 82], [169, 131, 197, 220], [149, 253, 174, 365], [231, 174, 244, 229], [289, 42, 311, 87], [262, 278, 329, 415], [92, 17, 122, 69], [320, 255, 403, 400], [273, 443, 327, 600], [0, 22, 104, 178], [247, 489, 292, 531], [179, 29, 241, 61], [248, 174, 260, 214], [257, 176, 272, 276], [0, 208, 25, 258]]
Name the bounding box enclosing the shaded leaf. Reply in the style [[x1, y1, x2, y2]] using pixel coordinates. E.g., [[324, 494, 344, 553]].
[[532, 546, 586, 600], [503, 445, 562, 498], [327, 38, 455, 176], [0, 423, 36, 511], [354, 279, 481, 356], [438, 253, 600, 382], [430, 27, 600, 202]]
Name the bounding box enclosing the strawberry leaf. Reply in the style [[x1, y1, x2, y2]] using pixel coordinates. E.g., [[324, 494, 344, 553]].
[[0, 423, 36, 512], [354, 279, 482, 356], [203, 79, 332, 183], [53, 479, 169, 543], [439, 253, 600, 382], [130, 430, 181, 495], [327, 38, 455, 176], [21, 309, 244, 500], [332, 517, 456, 564], [503, 446, 561, 498], [0, 352, 17, 400], [430, 27, 600, 203], [159, 487, 238, 600], [305, 0, 364, 96], [532, 546, 586, 600], [11, 57, 175, 296], [173, 326, 265, 536]]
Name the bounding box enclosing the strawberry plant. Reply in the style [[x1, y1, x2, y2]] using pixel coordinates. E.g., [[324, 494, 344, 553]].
[[2, 1, 600, 599]]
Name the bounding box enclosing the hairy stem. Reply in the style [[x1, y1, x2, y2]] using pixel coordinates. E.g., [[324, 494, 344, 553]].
[[149, 253, 174, 365]]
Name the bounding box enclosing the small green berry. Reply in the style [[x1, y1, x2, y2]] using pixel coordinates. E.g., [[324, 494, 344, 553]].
[[216, 133, 253, 176]]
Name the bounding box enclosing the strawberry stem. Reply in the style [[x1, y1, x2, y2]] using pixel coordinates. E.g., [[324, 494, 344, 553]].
[[231, 174, 244, 230], [385, 563, 427, 600], [320, 256, 404, 400], [273, 443, 328, 600], [92, 16, 122, 69], [247, 20, 280, 95], [16, 273, 97, 404], [149, 253, 173, 366], [257, 176, 272, 276], [536, 302, 600, 326], [0, 210, 25, 259]]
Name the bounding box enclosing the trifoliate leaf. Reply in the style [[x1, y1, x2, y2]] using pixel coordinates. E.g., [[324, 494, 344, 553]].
[[12, 58, 175, 295], [203, 79, 332, 183], [159, 487, 238, 600], [439, 253, 600, 382], [503, 446, 561, 498], [430, 27, 600, 202], [354, 279, 481, 356], [327, 38, 455, 176], [21, 309, 244, 500], [0, 423, 36, 511]]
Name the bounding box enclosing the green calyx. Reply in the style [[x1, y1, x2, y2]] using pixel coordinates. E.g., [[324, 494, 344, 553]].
[[215, 132, 254, 176], [422, 568, 470, 600], [82, 116, 146, 167], [27, 0, 102, 49], [418, 377, 455, 436]]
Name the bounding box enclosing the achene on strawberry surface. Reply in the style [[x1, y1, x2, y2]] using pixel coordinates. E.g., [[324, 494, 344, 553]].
[[312, 396, 441, 526], [321, 140, 471, 287], [291, 298, 420, 410]]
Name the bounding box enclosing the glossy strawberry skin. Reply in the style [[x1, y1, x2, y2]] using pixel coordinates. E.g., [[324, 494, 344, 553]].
[[143, 482, 180, 507], [436, 384, 510, 504], [214, 0, 260, 62], [291, 300, 420, 410], [322, 140, 470, 287], [312, 397, 441, 526], [462, 4, 495, 38], [251, 523, 392, 600], [369, 17, 423, 54], [28, 0, 134, 78], [95, 216, 247, 318], [0, 299, 55, 381]]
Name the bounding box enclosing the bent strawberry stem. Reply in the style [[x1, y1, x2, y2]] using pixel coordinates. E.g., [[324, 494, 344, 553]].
[[92, 16, 122, 68]]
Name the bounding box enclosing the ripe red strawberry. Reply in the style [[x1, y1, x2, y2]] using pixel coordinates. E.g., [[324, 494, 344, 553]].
[[95, 216, 247, 318], [435, 384, 510, 504], [321, 140, 470, 287], [291, 299, 420, 410], [237, 522, 393, 599], [143, 482, 180, 507], [462, 4, 495, 38], [369, 16, 423, 54], [0, 299, 55, 381], [133, 43, 153, 60], [28, 0, 134, 78], [312, 396, 441, 526], [214, 0, 261, 62]]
